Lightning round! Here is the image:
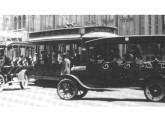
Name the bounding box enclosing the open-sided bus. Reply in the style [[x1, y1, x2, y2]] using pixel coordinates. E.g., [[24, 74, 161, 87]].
[[0, 41, 35, 91], [28, 26, 117, 81], [57, 35, 165, 102]]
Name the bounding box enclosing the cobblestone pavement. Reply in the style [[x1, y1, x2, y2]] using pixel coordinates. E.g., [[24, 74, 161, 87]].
[[1, 80, 165, 107]]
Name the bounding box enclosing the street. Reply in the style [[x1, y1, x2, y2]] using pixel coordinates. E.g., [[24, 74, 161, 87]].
[[1, 80, 165, 107]]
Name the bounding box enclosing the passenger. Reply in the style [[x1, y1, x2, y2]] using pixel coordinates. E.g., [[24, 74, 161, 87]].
[[17, 56, 23, 67], [96, 55, 104, 64], [57, 51, 63, 76], [57, 51, 63, 65], [40, 51, 45, 65], [15, 56, 24, 73], [44, 50, 51, 71], [51, 51, 57, 72], [52, 51, 56, 64], [60, 53, 71, 75], [23, 57, 29, 67], [7, 57, 19, 81], [67, 50, 74, 67], [122, 45, 141, 62], [72, 50, 81, 66], [0, 49, 4, 59]]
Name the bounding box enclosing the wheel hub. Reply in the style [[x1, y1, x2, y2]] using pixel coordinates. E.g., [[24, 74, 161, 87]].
[[61, 83, 74, 95], [149, 85, 162, 98]]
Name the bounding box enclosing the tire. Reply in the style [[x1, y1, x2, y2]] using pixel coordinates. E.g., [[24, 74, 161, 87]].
[[76, 88, 88, 98], [20, 74, 29, 89], [57, 79, 78, 100], [0, 74, 5, 92], [144, 80, 165, 102]]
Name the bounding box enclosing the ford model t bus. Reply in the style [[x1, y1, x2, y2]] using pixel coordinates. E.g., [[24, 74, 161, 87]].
[[57, 35, 165, 102], [28, 26, 117, 81], [0, 40, 35, 91]]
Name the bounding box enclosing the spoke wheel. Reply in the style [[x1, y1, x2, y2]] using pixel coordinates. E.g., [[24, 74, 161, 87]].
[[0, 75, 5, 92], [76, 88, 88, 98], [20, 74, 29, 89], [144, 80, 165, 102], [57, 79, 77, 100]]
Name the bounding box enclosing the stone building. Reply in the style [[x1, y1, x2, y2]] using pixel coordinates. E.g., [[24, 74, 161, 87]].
[[1, 15, 118, 40], [119, 15, 164, 35], [1, 15, 165, 61], [1, 15, 165, 40]]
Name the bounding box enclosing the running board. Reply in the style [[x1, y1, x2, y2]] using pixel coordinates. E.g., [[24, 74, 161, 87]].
[[32, 75, 61, 81], [83, 86, 116, 91]]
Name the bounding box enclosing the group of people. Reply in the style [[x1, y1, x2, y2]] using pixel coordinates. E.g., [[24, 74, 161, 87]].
[[38, 49, 81, 76], [90, 44, 143, 67]]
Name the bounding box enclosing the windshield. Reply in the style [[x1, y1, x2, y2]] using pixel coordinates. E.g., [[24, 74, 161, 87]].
[[86, 41, 165, 63]]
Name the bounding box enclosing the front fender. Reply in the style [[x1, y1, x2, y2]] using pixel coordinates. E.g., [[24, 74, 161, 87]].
[[60, 74, 90, 89], [0, 72, 5, 83], [17, 69, 27, 81]]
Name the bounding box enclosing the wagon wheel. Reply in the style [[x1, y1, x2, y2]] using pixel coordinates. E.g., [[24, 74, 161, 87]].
[[0, 74, 5, 92], [20, 74, 29, 89], [144, 80, 165, 102], [76, 88, 88, 98], [57, 79, 78, 100]]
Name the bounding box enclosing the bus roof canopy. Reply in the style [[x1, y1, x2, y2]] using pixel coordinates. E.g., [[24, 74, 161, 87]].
[[85, 35, 165, 44], [28, 26, 117, 43], [29, 34, 81, 42], [82, 32, 118, 38]]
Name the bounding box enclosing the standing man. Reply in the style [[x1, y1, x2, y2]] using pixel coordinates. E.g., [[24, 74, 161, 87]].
[[61, 53, 71, 75]]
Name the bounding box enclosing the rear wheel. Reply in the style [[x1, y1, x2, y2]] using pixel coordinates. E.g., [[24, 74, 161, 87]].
[[57, 79, 77, 100], [144, 80, 165, 102], [0, 75, 5, 92], [20, 74, 29, 89]]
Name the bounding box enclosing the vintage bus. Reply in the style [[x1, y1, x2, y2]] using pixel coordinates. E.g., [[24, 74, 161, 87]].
[[56, 35, 165, 102], [28, 26, 118, 81], [0, 40, 35, 91]]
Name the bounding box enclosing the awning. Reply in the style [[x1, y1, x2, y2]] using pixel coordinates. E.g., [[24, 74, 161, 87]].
[[29, 34, 81, 42], [82, 32, 118, 38]]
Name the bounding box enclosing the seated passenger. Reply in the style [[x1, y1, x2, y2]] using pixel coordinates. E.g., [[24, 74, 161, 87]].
[[22, 57, 29, 67], [17, 56, 23, 67], [96, 55, 104, 64]]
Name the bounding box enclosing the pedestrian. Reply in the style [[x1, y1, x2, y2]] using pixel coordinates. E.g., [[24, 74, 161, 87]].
[[60, 53, 71, 75]]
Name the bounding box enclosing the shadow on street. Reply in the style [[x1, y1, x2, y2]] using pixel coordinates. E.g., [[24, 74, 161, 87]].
[[3, 88, 31, 91], [75, 97, 165, 103], [29, 80, 58, 88]]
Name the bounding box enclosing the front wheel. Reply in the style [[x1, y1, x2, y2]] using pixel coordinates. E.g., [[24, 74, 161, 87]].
[[57, 79, 78, 100], [20, 74, 29, 89], [0, 75, 5, 92], [144, 80, 165, 102]]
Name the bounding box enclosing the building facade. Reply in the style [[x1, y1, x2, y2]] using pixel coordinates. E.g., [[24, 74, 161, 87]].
[[1, 15, 165, 40], [119, 15, 164, 35], [1, 15, 118, 40]]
